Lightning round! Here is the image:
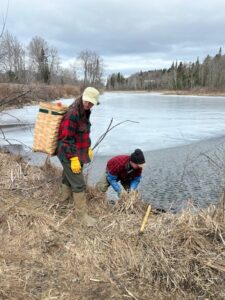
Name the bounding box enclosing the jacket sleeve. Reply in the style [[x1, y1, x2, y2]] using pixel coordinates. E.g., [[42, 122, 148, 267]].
[[60, 115, 78, 159], [130, 176, 141, 190], [106, 172, 122, 194]]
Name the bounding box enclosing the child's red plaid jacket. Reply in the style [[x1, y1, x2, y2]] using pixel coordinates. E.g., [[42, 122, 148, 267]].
[[106, 155, 142, 182]]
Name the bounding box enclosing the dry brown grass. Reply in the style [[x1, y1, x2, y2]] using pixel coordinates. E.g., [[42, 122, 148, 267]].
[[0, 150, 225, 299], [0, 83, 81, 109], [162, 87, 225, 97]]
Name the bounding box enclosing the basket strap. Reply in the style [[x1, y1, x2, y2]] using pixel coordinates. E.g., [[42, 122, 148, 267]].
[[39, 108, 65, 115]]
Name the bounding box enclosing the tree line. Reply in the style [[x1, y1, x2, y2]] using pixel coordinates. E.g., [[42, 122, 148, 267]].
[[106, 48, 225, 91], [0, 31, 104, 88]]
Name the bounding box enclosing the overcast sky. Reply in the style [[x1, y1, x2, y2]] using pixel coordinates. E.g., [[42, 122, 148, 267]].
[[2, 0, 225, 76]]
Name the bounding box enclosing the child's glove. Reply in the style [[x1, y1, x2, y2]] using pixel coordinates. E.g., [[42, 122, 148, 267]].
[[70, 157, 81, 174], [117, 188, 128, 198], [88, 147, 93, 161]]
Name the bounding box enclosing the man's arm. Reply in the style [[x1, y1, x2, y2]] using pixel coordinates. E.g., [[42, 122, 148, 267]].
[[130, 176, 141, 190], [106, 172, 122, 195]]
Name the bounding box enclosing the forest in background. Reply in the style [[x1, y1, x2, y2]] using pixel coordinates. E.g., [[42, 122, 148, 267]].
[[0, 31, 104, 89], [1, 29, 225, 97], [106, 48, 225, 92], [0, 29, 104, 107]]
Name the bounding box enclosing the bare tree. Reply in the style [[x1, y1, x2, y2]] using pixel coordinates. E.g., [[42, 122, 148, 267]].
[[48, 46, 60, 84], [27, 36, 60, 84], [0, 31, 25, 82], [27, 36, 49, 83], [78, 49, 104, 88], [57, 66, 78, 85], [0, 0, 9, 67], [0, 0, 9, 39]]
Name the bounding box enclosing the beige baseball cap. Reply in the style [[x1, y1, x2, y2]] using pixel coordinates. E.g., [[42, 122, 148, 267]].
[[82, 87, 100, 105]]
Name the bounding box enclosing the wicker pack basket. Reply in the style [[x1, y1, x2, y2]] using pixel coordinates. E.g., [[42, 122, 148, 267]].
[[33, 102, 68, 155]]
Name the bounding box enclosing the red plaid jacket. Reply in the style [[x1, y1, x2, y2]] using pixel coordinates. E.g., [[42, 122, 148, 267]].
[[56, 106, 91, 164], [106, 155, 142, 182]]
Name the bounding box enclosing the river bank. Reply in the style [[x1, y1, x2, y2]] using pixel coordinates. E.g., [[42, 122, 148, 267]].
[[0, 149, 225, 299], [0, 83, 81, 110], [85, 135, 225, 211], [1, 85, 225, 113], [162, 88, 225, 97], [2, 133, 225, 212], [107, 89, 225, 97]]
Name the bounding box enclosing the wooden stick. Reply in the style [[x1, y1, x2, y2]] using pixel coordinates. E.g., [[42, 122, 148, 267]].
[[140, 205, 151, 233]]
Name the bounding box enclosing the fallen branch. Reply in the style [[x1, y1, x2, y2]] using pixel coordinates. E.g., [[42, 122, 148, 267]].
[[0, 134, 32, 150]]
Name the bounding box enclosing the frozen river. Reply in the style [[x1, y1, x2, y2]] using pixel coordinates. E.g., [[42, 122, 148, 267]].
[[1, 92, 225, 154], [1, 92, 225, 211]]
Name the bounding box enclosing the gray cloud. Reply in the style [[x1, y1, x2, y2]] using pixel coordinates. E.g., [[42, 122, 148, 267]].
[[2, 0, 225, 75]]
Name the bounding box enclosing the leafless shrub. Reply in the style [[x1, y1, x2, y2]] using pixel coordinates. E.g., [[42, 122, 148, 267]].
[[0, 83, 81, 109]]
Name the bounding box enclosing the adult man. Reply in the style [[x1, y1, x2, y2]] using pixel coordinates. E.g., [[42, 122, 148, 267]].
[[96, 149, 145, 203]]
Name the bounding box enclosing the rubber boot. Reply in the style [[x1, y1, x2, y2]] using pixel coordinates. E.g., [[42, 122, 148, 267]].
[[60, 184, 72, 202], [73, 192, 97, 227]]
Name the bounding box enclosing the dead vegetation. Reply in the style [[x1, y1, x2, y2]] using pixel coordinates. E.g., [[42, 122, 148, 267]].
[[162, 87, 225, 97], [0, 150, 225, 299], [0, 83, 81, 109]]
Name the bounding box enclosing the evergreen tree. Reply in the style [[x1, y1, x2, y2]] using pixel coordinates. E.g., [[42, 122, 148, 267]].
[[39, 47, 50, 83]]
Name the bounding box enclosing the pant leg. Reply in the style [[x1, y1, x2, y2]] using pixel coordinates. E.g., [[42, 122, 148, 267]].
[[62, 170, 71, 187], [96, 172, 110, 192], [61, 161, 86, 193]]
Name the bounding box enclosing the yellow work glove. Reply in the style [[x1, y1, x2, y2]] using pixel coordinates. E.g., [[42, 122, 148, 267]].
[[70, 157, 81, 174], [88, 147, 93, 161]]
